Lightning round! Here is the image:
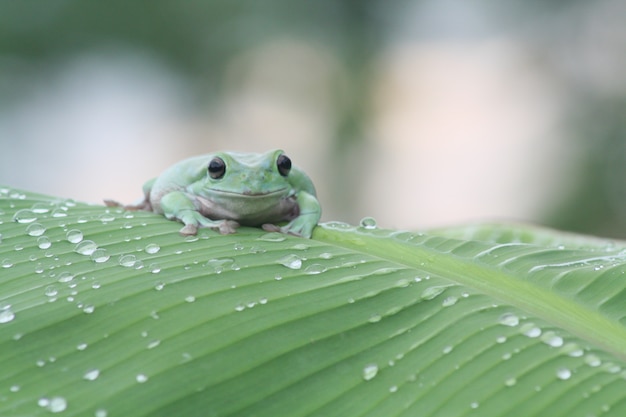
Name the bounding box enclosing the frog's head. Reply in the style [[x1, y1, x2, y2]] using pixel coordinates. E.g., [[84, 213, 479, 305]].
[[200, 149, 294, 199]]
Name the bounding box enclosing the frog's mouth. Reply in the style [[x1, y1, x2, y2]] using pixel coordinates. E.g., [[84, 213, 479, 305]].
[[211, 188, 289, 197]]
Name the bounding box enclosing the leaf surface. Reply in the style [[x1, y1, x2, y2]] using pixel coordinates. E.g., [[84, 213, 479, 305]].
[[1, 187, 625, 417]]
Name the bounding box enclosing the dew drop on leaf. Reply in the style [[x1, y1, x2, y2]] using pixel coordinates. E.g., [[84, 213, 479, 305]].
[[13, 209, 37, 223], [83, 369, 100, 381], [66, 229, 83, 243], [119, 254, 137, 267], [91, 248, 110, 263], [95, 409, 108, 417], [1, 259, 13, 269], [420, 286, 445, 300], [0, 305, 15, 324], [304, 263, 326, 275], [556, 368, 572, 380], [26, 223, 46, 237], [37, 236, 52, 250], [498, 313, 519, 327], [144, 243, 160, 254], [47, 396, 68, 413], [362, 364, 378, 381], [75, 241, 98, 256], [359, 216, 377, 229], [257, 232, 286, 242], [277, 254, 302, 270], [442, 296, 458, 307], [136, 373, 148, 383]]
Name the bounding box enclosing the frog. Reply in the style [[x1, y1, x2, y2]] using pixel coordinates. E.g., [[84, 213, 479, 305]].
[[104, 149, 321, 238]]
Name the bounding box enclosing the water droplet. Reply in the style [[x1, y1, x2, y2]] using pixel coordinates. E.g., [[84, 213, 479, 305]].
[[389, 385, 398, 393], [442, 296, 458, 307], [66, 229, 83, 243], [520, 323, 541, 338], [304, 263, 326, 275], [257, 232, 286, 242], [91, 248, 110, 263], [26, 223, 46, 237], [362, 364, 378, 381], [37, 236, 52, 250], [45, 286, 59, 297], [277, 254, 302, 270], [31, 202, 52, 214], [499, 313, 519, 327], [321, 221, 354, 231], [496, 336, 507, 343], [442, 345, 453, 354], [13, 209, 37, 223], [10, 385, 20, 392], [234, 303, 245, 312], [42, 396, 67, 413], [58, 272, 74, 283], [203, 258, 235, 274], [75, 241, 98, 256], [51, 208, 68, 218], [99, 213, 116, 223], [77, 343, 88, 351], [359, 216, 377, 229], [1, 259, 13, 268], [145, 243, 160, 254], [119, 254, 137, 267], [83, 304, 95, 314], [556, 368, 572, 380], [91, 282, 101, 290], [540, 331, 563, 347], [368, 314, 382, 323], [585, 354, 602, 367], [185, 295, 196, 303], [470, 402, 480, 409], [420, 286, 445, 300], [84, 369, 100, 381], [147, 340, 161, 349], [319, 252, 333, 259], [0, 305, 15, 324], [95, 409, 108, 417], [154, 282, 165, 291], [505, 377, 517, 387], [136, 373, 148, 383]]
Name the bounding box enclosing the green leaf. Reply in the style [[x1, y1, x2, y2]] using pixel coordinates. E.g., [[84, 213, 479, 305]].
[[1, 186, 626, 417]]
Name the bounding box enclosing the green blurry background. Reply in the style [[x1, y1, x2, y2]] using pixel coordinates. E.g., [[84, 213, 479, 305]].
[[1, 1, 625, 237]]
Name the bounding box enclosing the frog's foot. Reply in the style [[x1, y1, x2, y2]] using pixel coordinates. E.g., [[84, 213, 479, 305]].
[[104, 199, 152, 211], [262, 216, 317, 239], [177, 210, 239, 236]]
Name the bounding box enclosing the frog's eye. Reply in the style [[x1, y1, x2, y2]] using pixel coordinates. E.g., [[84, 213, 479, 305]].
[[208, 157, 226, 179], [276, 154, 291, 177]]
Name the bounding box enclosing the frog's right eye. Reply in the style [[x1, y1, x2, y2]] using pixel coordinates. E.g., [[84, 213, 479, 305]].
[[208, 157, 226, 179]]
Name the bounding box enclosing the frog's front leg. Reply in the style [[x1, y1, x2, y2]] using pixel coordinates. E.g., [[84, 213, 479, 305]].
[[263, 191, 321, 238], [160, 191, 239, 236]]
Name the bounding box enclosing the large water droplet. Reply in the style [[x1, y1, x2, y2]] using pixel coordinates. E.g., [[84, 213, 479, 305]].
[[75, 241, 98, 256], [91, 248, 110, 263], [498, 313, 519, 327], [0, 305, 15, 324], [37, 236, 52, 250], [136, 373, 148, 383], [119, 254, 137, 267], [277, 254, 302, 270], [420, 286, 445, 300], [556, 368, 572, 380], [585, 354, 602, 367], [359, 216, 377, 229], [84, 369, 100, 381], [66, 229, 83, 243], [145, 243, 160, 254], [26, 223, 46, 237], [362, 364, 379, 381], [13, 209, 37, 223], [257, 232, 286, 242]]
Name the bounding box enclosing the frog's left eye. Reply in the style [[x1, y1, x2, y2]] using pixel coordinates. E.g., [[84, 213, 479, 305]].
[[208, 157, 226, 179], [276, 154, 291, 177]]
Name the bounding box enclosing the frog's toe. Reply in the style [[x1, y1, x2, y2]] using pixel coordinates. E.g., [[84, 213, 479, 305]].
[[179, 224, 198, 236], [217, 220, 239, 234]]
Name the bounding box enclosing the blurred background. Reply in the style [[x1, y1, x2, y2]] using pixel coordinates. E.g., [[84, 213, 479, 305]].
[[1, 1, 626, 237]]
